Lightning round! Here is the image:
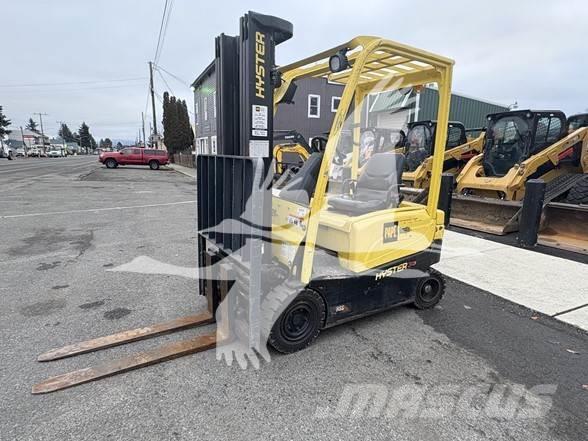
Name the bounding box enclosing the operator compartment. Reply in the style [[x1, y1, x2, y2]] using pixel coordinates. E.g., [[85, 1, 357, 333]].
[[270, 40, 453, 276]]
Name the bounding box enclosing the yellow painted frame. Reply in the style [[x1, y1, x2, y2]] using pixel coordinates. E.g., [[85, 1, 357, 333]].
[[274, 36, 454, 283]]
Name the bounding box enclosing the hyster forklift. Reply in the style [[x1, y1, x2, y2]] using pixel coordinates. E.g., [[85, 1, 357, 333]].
[[402, 120, 484, 192], [32, 11, 454, 393], [452, 110, 588, 253]]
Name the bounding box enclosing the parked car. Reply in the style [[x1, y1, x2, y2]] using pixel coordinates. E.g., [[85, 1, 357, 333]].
[[15, 149, 27, 157], [99, 148, 169, 170], [47, 150, 65, 158], [0, 143, 14, 160]]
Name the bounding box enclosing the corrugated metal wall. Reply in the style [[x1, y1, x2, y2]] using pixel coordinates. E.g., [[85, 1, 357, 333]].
[[417, 88, 508, 129]]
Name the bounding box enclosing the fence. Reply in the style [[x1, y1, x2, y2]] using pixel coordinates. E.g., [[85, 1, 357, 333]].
[[172, 152, 195, 168]]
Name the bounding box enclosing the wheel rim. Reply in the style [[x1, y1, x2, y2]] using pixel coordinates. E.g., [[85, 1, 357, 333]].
[[420, 278, 440, 302], [281, 302, 315, 343]]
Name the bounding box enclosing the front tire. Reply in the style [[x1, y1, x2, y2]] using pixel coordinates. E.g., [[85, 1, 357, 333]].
[[414, 269, 445, 309], [149, 160, 160, 170], [7, 151, 14, 160], [105, 158, 117, 169], [268, 289, 325, 353]]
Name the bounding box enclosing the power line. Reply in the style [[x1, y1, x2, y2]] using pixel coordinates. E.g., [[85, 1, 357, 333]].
[[154, 64, 190, 88], [0, 77, 146, 88], [156, 69, 174, 95], [1, 84, 147, 95], [153, 0, 174, 65]]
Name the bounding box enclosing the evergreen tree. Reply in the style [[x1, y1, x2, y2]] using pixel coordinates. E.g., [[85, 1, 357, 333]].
[[116, 141, 123, 150], [59, 123, 76, 142], [0, 106, 11, 137], [162, 92, 180, 154], [98, 139, 105, 149], [78, 122, 91, 151], [179, 99, 194, 151], [103, 138, 113, 150], [25, 117, 38, 132]]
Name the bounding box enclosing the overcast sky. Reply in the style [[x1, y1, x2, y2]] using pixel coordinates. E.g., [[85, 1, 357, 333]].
[[2, 0, 587, 141]]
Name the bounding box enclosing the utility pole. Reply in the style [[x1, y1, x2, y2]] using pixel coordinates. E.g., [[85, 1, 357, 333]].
[[20, 126, 26, 153], [56, 121, 67, 154], [33, 112, 48, 153], [149, 61, 158, 137], [141, 112, 147, 148]]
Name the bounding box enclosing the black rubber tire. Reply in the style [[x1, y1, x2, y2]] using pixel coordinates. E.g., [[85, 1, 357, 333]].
[[7, 151, 14, 160], [149, 160, 160, 170], [105, 158, 117, 169], [414, 269, 446, 309], [268, 288, 325, 354], [565, 176, 588, 205]]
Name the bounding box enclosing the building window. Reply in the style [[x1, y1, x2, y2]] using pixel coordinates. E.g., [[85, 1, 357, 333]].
[[203, 97, 208, 121], [211, 136, 217, 154], [308, 94, 320, 118], [213, 92, 217, 118], [195, 102, 199, 124], [331, 96, 341, 113], [197, 137, 209, 154]]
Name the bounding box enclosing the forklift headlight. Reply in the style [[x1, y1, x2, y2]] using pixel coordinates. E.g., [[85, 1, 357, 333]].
[[329, 49, 349, 73]]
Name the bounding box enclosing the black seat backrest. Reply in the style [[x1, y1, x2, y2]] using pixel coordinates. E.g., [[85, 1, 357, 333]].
[[278, 153, 323, 204], [355, 153, 405, 202]]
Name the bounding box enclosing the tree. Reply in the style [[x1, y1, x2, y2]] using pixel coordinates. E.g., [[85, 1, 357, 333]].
[[25, 117, 38, 132], [90, 134, 97, 151], [162, 92, 194, 154], [78, 122, 92, 151], [162, 91, 179, 154], [103, 138, 113, 150], [116, 141, 123, 150], [179, 99, 194, 149], [59, 123, 76, 142], [0, 106, 11, 137]]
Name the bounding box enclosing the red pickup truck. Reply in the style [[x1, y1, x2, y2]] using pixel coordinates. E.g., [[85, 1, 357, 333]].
[[99, 148, 169, 170]]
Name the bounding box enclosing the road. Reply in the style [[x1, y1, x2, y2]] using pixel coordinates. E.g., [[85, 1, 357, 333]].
[[0, 158, 586, 441]]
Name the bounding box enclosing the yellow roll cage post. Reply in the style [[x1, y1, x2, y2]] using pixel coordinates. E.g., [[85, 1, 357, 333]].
[[274, 36, 454, 283]]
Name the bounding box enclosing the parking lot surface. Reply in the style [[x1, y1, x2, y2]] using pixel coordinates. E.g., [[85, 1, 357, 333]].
[[0, 158, 586, 440]]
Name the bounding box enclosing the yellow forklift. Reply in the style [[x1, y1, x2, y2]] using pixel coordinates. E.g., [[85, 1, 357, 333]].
[[33, 12, 455, 393]]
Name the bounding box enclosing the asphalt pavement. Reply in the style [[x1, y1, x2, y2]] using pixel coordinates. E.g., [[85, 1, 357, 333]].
[[0, 157, 586, 441]]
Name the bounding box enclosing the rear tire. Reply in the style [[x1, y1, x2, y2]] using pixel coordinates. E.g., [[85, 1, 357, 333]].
[[149, 160, 160, 170], [105, 158, 117, 169], [565, 176, 588, 205], [7, 151, 14, 160], [268, 288, 325, 354], [414, 269, 445, 309]]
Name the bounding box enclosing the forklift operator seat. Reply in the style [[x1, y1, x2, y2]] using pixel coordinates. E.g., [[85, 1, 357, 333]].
[[328, 153, 405, 215], [278, 152, 323, 205]]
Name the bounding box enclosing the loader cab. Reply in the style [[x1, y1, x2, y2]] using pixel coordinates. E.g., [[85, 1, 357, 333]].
[[358, 128, 406, 167], [404, 121, 467, 171], [482, 110, 566, 177], [568, 113, 588, 133]]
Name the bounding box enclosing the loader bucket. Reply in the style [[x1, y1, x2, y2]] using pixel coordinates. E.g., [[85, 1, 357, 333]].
[[537, 202, 588, 254], [449, 194, 522, 235]]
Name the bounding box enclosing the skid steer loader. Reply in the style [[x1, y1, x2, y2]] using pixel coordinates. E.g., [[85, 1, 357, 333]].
[[401, 120, 484, 194], [452, 110, 588, 253], [32, 11, 454, 394]]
